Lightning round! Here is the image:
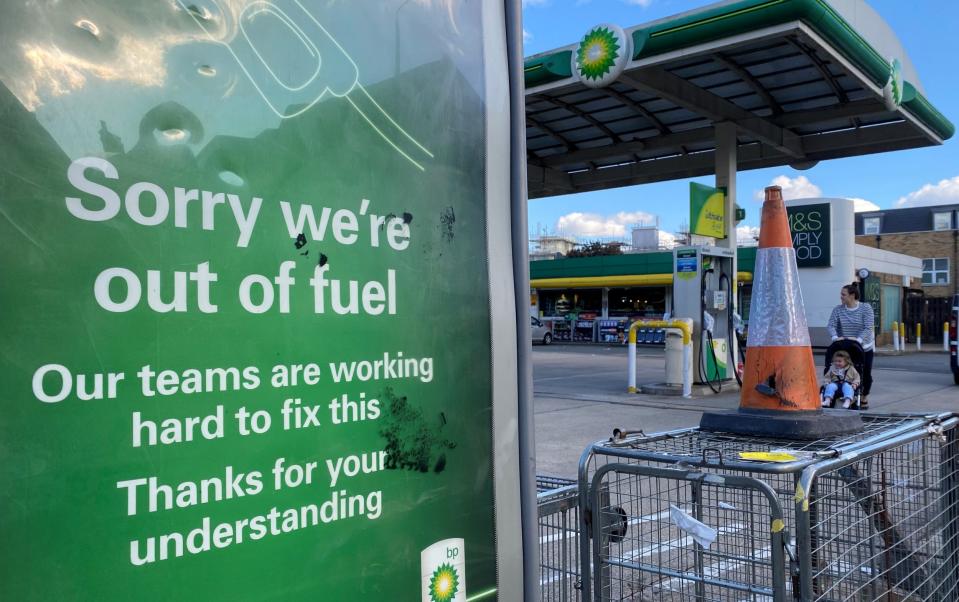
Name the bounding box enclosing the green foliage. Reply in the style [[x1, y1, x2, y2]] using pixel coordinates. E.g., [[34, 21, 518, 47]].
[[567, 241, 624, 257]]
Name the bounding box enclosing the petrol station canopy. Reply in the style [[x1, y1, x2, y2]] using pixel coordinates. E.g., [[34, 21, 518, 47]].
[[524, 0, 954, 199]]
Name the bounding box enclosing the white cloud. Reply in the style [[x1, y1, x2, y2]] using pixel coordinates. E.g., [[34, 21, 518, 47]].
[[847, 197, 880, 213], [523, 29, 532, 43], [622, 0, 653, 6], [658, 230, 676, 248], [736, 225, 760, 246], [895, 176, 959, 208], [753, 175, 822, 202], [556, 211, 657, 238], [522, 0, 549, 6]]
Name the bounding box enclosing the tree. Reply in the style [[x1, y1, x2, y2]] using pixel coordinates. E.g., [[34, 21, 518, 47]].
[[567, 241, 624, 257]]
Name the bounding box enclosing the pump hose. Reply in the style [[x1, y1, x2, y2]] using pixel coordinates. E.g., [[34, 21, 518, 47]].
[[700, 269, 722, 394], [719, 272, 743, 388]]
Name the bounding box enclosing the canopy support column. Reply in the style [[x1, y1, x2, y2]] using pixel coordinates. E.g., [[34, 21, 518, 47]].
[[715, 121, 740, 371]]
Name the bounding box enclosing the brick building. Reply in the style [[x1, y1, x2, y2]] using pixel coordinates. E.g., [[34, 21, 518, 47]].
[[855, 205, 959, 298], [855, 204, 958, 342]]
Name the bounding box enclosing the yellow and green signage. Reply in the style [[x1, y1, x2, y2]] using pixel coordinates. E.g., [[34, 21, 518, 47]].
[[689, 182, 726, 239]]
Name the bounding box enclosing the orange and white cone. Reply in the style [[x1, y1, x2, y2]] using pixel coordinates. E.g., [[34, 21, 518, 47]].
[[700, 186, 861, 438], [740, 186, 820, 411]]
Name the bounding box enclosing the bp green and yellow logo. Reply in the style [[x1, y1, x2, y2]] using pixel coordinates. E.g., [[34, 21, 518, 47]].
[[428, 563, 460, 602], [574, 23, 630, 88], [421, 538, 465, 602], [884, 57, 903, 110]]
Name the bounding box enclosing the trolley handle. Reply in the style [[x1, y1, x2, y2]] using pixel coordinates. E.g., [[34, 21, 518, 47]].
[[610, 428, 645, 442], [701, 447, 724, 465]]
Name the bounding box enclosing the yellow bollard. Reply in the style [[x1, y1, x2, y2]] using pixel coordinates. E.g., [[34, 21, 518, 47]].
[[627, 319, 692, 397], [946, 322, 951, 352], [916, 323, 922, 351], [900, 321, 906, 345]]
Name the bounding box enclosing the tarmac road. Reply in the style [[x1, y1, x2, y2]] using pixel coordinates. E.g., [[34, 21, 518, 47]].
[[532, 344, 957, 478]]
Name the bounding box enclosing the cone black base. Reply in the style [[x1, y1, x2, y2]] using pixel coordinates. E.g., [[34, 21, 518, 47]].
[[699, 408, 864, 440]]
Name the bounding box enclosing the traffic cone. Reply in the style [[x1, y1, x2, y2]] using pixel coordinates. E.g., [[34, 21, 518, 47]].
[[700, 186, 862, 438], [740, 186, 819, 411]]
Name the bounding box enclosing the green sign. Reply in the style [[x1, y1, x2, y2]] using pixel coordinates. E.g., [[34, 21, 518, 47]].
[[863, 276, 882, 332], [786, 203, 832, 267], [689, 182, 726, 239], [0, 1, 515, 600]]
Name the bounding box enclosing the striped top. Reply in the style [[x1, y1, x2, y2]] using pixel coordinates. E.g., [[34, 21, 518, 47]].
[[827, 302, 875, 351]]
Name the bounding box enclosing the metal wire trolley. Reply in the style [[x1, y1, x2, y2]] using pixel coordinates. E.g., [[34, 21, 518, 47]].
[[539, 476, 583, 600], [576, 413, 959, 602]]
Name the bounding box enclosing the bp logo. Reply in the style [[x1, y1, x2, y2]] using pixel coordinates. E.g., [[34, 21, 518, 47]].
[[574, 23, 630, 88], [421, 538, 466, 602], [883, 57, 903, 110], [428, 563, 460, 602]]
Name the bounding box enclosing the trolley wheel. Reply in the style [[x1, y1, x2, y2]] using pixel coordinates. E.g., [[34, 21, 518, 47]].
[[607, 506, 629, 543], [543, 332, 552, 346]]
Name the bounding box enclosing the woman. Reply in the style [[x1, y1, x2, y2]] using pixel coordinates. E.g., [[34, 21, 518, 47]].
[[826, 283, 875, 409]]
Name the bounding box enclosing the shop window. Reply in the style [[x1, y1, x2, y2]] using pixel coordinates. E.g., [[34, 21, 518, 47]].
[[608, 287, 666, 317], [922, 258, 949, 285], [933, 211, 953, 231], [862, 216, 880, 235], [537, 289, 602, 317]]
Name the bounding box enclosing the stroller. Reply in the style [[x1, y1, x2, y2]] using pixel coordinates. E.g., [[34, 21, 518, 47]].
[[820, 339, 866, 410]]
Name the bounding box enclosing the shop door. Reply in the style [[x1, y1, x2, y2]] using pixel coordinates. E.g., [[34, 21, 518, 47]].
[[904, 294, 952, 342]]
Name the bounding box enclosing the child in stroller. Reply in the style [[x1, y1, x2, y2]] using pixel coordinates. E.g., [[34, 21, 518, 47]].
[[820, 340, 865, 409]]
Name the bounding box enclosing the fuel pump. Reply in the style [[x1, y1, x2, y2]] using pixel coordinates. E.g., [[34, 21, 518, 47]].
[[673, 246, 735, 390]]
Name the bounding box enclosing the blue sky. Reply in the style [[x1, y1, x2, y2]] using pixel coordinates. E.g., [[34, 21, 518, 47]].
[[522, 0, 959, 243]]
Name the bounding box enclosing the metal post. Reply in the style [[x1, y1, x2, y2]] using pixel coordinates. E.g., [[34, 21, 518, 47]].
[[796, 471, 815, 602], [504, 0, 538, 599], [941, 425, 959, 602], [715, 121, 739, 377], [692, 479, 706, 602], [578, 449, 595, 602], [893, 320, 900, 352]]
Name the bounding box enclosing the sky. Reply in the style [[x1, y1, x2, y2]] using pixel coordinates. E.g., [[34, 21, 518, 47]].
[[521, 0, 959, 244]]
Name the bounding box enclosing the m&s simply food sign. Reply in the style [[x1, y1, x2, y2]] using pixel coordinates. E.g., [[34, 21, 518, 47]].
[[787, 203, 831, 268]]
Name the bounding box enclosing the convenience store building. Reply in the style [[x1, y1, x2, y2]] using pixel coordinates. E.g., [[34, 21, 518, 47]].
[[530, 197, 922, 346]]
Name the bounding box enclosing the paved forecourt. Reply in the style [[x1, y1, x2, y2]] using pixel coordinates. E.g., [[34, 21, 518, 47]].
[[533, 345, 957, 478]]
